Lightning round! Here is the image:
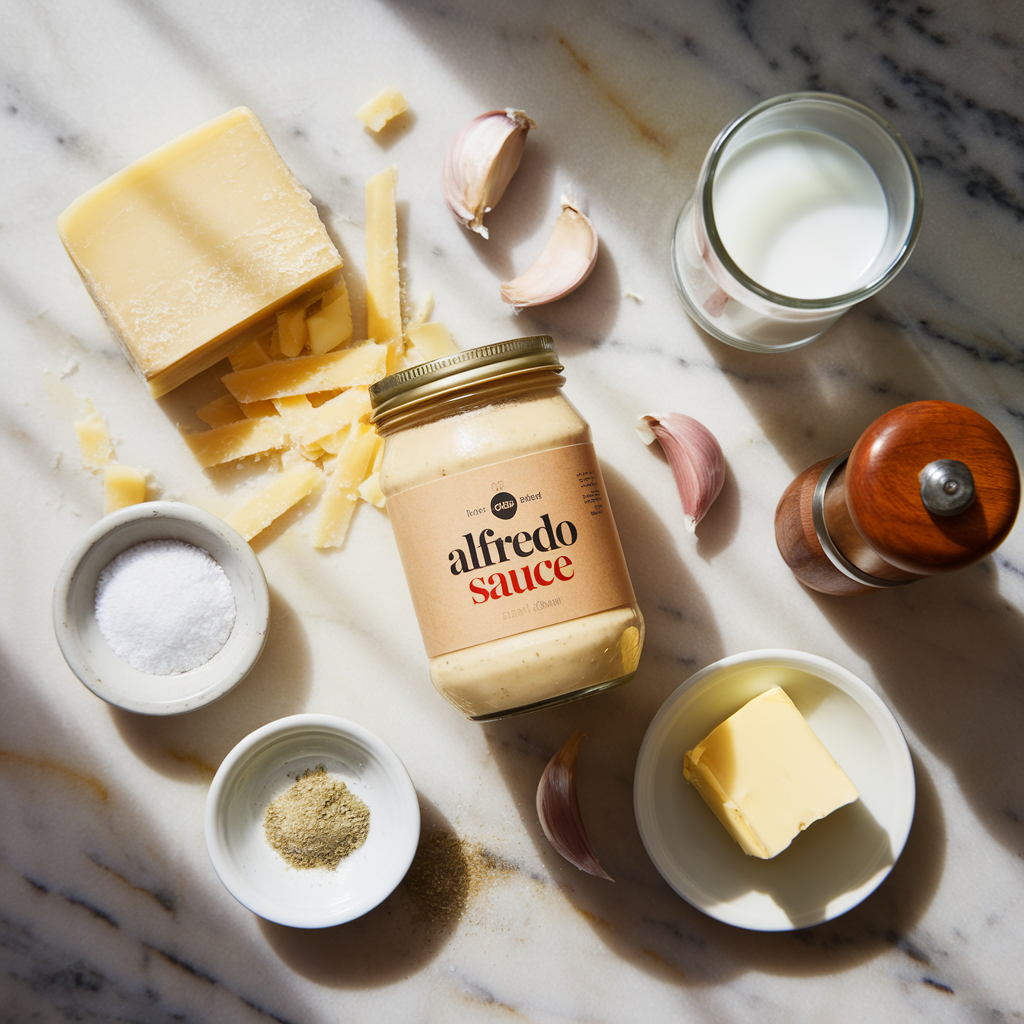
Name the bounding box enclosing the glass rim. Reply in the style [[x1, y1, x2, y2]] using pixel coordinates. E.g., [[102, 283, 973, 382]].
[[699, 92, 924, 311]]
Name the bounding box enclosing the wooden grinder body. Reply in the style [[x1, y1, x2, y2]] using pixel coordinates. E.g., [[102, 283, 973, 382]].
[[775, 401, 1020, 596]]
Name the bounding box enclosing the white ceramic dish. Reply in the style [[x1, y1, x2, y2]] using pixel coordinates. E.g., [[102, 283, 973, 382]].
[[634, 649, 915, 931], [205, 715, 420, 928], [53, 501, 269, 715]]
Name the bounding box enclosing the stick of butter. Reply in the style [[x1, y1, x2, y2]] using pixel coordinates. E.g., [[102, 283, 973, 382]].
[[57, 107, 342, 397], [683, 686, 858, 859]]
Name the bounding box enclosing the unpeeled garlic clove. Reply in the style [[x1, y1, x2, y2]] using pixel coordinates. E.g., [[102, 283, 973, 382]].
[[536, 731, 613, 881], [499, 198, 598, 309], [442, 109, 536, 239], [638, 413, 725, 533]]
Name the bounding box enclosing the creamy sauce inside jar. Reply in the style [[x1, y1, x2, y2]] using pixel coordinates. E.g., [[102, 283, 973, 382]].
[[373, 337, 644, 720]]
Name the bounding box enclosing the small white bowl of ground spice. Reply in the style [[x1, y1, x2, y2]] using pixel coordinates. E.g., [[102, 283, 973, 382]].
[[53, 501, 269, 715], [205, 715, 420, 928]]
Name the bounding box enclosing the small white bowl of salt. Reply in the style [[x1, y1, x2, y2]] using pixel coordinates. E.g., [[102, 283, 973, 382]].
[[54, 501, 270, 715]]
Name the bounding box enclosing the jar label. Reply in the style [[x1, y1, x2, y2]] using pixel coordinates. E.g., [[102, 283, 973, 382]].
[[386, 443, 637, 657]]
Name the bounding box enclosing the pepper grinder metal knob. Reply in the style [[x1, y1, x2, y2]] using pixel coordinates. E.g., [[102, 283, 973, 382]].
[[774, 401, 1020, 596]]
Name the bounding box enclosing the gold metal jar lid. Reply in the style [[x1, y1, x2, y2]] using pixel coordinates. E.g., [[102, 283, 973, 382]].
[[369, 336, 563, 422]]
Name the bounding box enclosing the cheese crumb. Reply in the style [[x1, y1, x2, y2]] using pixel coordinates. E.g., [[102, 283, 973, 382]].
[[356, 88, 409, 132]]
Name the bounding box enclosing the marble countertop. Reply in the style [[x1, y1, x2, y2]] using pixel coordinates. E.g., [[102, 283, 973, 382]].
[[2, 0, 1023, 1020]]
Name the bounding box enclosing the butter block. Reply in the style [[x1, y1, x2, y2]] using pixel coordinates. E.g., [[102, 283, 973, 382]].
[[57, 107, 342, 396], [683, 686, 858, 859], [356, 88, 408, 132]]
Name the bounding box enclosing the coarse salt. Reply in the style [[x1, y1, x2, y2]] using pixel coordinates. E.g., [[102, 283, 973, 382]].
[[94, 539, 236, 675]]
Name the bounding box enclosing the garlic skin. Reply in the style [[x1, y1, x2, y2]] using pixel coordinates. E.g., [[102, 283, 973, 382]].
[[442, 109, 536, 239], [500, 198, 598, 309], [638, 413, 725, 533], [536, 731, 613, 881]]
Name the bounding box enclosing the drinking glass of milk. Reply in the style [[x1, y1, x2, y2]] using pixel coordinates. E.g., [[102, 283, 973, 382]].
[[671, 93, 922, 352]]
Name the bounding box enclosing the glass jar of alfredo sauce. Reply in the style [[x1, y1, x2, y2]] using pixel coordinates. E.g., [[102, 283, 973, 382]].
[[370, 336, 644, 720]]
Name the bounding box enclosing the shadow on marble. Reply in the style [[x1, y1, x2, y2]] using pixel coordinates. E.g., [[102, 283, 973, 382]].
[[692, 300, 929, 479], [708, 799, 894, 930], [257, 796, 459, 986], [110, 587, 313, 782], [808, 563, 1024, 859]]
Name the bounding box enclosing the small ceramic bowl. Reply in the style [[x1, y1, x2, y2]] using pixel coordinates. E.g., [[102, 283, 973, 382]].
[[53, 501, 269, 715], [634, 649, 915, 931], [205, 715, 420, 928]]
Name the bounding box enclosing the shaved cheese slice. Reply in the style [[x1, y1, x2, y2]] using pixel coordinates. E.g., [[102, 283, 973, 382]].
[[183, 416, 289, 468], [272, 394, 312, 416], [74, 409, 114, 469], [241, 400, 278, 419], [355, 433, 386, 508], [185, 387, 370, 467], [365, 168, 402, 370], [226, 461, 323, 541], [286, 386, 371, 448], [407, 321, 459, 361], [197, 394, 244, 428], [312, 423, 379, 547], [104, 465, 147, 514], [221, 342, 386, 403], [277, 302, 308, 358], [229, 336, 273, 372], [307, 286, 353, 355], [357, 471, 386, 509]]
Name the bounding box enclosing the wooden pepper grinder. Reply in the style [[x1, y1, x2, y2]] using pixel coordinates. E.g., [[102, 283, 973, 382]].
[[775, 401, 1020, 595]]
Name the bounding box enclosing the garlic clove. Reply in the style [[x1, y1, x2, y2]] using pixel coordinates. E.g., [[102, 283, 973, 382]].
[[499, 198, 598, 309], [638, 413, 725, 533], [442, 109, 536, 239], [536, 731, 613, 881]]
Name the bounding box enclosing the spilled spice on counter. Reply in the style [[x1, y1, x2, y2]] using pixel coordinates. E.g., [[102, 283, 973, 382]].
[[264, 765, 369, 869], [403, 828, 517, 924]]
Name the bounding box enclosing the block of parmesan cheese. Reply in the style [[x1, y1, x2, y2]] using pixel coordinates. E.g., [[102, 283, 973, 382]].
[[57, 107, 342, 396], [221, 342, 387, 403], [683, 686, 859, 859]]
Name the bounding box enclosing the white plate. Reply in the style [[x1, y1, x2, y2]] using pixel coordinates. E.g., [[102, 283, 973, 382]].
[[53, 501, 269, 715], [634, 649, 915, 931], [205, 715, 420, 928]]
